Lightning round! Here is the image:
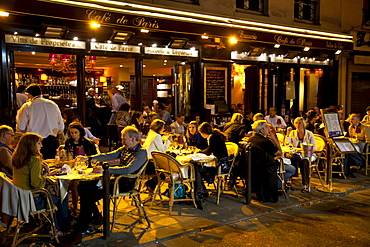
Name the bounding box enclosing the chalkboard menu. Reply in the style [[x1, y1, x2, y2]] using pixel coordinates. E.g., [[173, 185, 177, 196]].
[[204, 67, 227, 104]]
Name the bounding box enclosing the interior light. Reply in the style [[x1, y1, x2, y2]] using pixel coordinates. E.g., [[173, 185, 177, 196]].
[[91, 38, 96, 42], [143, 64, 146, 67], [138, 43, 143, 46], [35, 33, 40, 37], [190, 47, 195, 50], [107, 40, 112, 43], [120, 64, 123, 67], [31, 51, 35, 55], [153, 74, 156, 76], [91, 22, 101, 28], [303, 47, 310, 51], [140, 29, 149, 33], [181, 62, 185, 65], [201, 34, 209, 39], [164, 60, 167, 63], [152, 44, 157, 47], [229, 37, 238, 44], [14, 32, 18, 35], [0, 11, 9, 17], [274, 44, 280, 48], [73, 36, 78, 41], [335, 50, 342, 55], [40, 74, 48, 80]]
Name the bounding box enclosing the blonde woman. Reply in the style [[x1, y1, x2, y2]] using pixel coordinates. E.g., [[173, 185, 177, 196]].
[[288, 117, 316, 193]]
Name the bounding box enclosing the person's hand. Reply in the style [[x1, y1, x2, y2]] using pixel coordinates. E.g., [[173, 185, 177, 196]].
[[76, 155, 88, 161], [93, 138, 100, 145], [42, 161, 50, 176]]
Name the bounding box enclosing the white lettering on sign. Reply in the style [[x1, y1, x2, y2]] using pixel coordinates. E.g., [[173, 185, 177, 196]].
[[5, 35, 85, 49], [144, 47, 198, 57], [91, 42, 141, 53]]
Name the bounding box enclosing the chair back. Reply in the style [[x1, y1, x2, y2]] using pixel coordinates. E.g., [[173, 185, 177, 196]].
[[314, 134, 326, 152], [112, 160, 149, 195], [276, 132, 285, 145], [223, 142, 239, 175], [151, 151, 184, 181]]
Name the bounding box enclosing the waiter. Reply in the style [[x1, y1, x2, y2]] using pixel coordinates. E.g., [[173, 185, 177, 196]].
[[16, 84, 64, 159]]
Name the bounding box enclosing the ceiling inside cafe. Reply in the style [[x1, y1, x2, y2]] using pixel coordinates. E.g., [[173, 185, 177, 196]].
[[13, 51, 178, 76]]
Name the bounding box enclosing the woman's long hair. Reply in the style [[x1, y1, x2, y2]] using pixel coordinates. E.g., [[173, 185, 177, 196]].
[[186, 121, 199, 138], [150, 119, 165, 133], [68, 122, 86, 143], [131, 111, 143, 130], [12, 133, 42, 169]]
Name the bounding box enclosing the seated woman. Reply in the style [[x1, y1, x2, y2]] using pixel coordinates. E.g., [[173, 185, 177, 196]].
[[193, 122, 228, 209], [142, 119, 171, 159], [288, 117, 317, 193], [142, 111, 157, 136], [12, 133, 69, 235], [186, 121, 207, 149], [223, 113, 246, 143], [142, 119, 172, 190], [64, 122, 98, 216], [65, 122, 98, 158], [116, 103, 131, 143], [131, 111, 145, 134]]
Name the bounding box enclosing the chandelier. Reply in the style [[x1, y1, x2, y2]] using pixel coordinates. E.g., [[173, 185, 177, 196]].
[[49, 54, 97, 74]]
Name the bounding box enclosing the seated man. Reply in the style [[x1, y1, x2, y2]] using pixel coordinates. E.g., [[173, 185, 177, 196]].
[[64, 126, 147, 243], [170, 114, 186, 135], [345, 114, 370, 177], [0, 125, 15, 178], [249, 120, 281, 203]]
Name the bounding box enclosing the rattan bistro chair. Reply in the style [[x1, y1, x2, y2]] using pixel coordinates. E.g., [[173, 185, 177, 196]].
[[150, 151, 197, 214], [0, 172, 59, 247], [110, 160, 150, 231], [215, 142, 240, 204]]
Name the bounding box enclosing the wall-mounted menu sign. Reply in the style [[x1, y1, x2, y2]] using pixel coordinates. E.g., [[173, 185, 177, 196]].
[[5, 35, 86, 49], [204, 67, 227, 105], [91, 42, 141, 53], [144, 47, 198, 57]]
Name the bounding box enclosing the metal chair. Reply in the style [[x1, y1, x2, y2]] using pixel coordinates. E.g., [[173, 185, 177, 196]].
[[150, 151, 197, 214], [110, 160, 150, 231], [276, 157, 288, 198], [215, 142, 240, 204], [0, 172, 59, 246], [362, 143, 370, 175], [310, 134, 326, 187]]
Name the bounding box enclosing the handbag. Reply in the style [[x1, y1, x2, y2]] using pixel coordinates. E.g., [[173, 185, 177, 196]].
[[219, 156, 233, 174], [163, 184, 188, 199]]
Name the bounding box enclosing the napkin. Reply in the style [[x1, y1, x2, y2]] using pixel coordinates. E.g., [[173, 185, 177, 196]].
[[62, 164, 73, 174]]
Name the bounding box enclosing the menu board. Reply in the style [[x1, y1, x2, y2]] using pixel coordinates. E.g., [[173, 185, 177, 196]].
[[204, 67, 227, 105], [323, 112, 343, 137]]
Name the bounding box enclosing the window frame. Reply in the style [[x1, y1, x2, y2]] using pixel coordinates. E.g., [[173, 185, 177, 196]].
[[236, 0, 269, 16], [294, 0, 320, 25]]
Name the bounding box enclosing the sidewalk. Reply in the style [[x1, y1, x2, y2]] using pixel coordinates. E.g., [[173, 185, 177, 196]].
[[2, 170, 370, 247], [78, 170, 370, 247]]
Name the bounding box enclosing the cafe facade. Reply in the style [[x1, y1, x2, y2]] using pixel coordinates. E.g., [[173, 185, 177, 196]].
[[0, 0, 353, 126]]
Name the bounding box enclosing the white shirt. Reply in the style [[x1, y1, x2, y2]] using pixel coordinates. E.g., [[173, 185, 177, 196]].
[[170, 121, 186, 135], [142, 129, 170, 158], [112, 93, 128, 112], [265, 115, 287, 127], [16, 93, 28, 109], [16, 97, 65, 138]]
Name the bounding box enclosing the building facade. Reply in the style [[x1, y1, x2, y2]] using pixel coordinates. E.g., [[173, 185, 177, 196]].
[[0, 0, 359, 126]]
